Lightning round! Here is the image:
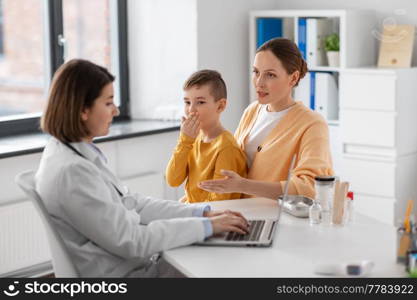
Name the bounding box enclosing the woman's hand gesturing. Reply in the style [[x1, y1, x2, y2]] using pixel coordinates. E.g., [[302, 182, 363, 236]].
[[199, 170, 245, 194]]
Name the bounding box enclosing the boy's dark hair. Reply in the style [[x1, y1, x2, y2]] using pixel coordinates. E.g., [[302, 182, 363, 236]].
[[183, 69, 227, 101]]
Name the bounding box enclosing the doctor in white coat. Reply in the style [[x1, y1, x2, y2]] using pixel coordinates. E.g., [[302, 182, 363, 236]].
[[36, 59, 249, 277]]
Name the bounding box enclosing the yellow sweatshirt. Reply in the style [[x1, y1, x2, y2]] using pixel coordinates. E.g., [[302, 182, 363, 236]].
[[234, 101, 334, 199], [165, 131, 247, 203]]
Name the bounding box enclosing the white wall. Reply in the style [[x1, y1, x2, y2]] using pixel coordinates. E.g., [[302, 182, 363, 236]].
[[128, 0, 198, 120], [128, 0, 277, 131], [274, 0, 417, 66], [196, 0, 277, 131]]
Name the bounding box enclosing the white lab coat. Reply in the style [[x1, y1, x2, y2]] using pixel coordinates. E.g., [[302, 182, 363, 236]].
[[35, 137, 206, 277]]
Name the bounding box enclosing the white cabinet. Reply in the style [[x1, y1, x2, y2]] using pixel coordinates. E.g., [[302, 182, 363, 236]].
[[340, 73, 396, 111], [249, 9, 377, 176], [341, 157, 396, 198], [105, 131, 180, 200], [339, 67, 417, 224], [341, 110, 396, 148], [123, 172, 165, 199]]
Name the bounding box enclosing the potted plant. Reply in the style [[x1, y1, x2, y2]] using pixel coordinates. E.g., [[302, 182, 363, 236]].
[[325, 33, 340, 67]]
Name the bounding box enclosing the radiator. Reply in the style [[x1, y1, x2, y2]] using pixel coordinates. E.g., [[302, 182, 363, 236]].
[[0, 201, 52, 277]]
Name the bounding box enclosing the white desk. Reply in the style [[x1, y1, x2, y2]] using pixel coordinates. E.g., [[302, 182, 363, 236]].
[[163, 198, 406, 277]]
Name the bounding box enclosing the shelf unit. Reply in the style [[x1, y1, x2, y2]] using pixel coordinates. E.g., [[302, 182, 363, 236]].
[[249, 9, 377, 120], [249, 9, 377, 66], [309, 66, 341, 72], [249, 9, 377, 174]]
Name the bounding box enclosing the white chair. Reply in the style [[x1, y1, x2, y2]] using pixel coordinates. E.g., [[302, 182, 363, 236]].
[[15, 170, 80, 278]]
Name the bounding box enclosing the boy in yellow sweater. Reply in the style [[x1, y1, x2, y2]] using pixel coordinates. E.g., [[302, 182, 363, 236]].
[[165, 70, 247, 203]]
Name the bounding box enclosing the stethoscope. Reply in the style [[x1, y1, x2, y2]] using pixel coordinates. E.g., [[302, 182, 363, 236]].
[[63, 142, 124, 197]]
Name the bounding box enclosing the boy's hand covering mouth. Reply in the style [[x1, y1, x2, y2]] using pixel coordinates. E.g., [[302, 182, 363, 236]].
[[181, 112, 201, 139]]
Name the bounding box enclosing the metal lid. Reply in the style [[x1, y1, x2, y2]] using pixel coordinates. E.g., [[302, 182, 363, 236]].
[[314, 175, 336, 182]]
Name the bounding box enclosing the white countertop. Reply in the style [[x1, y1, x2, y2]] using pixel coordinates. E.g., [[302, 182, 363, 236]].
[[163, 198, 406, 277]]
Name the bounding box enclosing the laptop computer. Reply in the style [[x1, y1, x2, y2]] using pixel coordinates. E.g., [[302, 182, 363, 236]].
[[198, 155, 296, 247]]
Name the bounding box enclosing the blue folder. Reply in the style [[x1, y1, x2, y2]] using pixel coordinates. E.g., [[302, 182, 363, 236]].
[[298, 18, 307, 60], [309, 71, 316, 110], [256, 18, 283, 48]]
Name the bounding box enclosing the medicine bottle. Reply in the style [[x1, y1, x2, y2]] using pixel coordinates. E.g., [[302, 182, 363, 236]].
[[309, 198, 322, 225], [314, 176, 336, 225], [345, 191, 354, 224]]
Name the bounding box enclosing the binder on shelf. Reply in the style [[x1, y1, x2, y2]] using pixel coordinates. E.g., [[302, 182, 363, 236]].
[[294, 71, 316, 110], [315, 72, 338, 120], [306, 18, 333, 67], [256, 18, 282, 48], [298, 18, 307, 59], [309, 71, 316, 110], [294, 71, 311, 108]]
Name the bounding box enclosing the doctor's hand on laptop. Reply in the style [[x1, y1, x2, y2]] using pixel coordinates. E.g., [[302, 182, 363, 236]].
[[204, 209, 250, 235]]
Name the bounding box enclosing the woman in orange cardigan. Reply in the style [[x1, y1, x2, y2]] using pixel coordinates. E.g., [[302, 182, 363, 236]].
[[199, 38, 334, 200]]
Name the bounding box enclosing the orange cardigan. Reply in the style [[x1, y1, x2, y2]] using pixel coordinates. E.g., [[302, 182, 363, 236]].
[[235, 101, 334, 199]]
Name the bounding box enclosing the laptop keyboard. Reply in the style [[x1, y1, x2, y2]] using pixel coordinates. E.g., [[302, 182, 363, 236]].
[[225, 220, 265, 242]]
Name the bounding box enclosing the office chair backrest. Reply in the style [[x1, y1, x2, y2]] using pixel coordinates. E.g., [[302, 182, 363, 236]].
[[15, 170, 80, 278]]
